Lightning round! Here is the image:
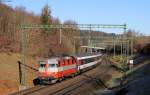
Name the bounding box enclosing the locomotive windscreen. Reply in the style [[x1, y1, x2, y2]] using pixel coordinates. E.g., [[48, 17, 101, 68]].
[[49, 64, 56, 68], [40, 64, 46, 68]]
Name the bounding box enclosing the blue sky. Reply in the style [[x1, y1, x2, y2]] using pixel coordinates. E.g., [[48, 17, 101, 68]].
[[5, 0, 150, 35]]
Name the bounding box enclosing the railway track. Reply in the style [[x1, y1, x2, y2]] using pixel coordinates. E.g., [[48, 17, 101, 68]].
[[50, 67, 111, 95], [10, 85, 46, 95], [10, 76, 92, 95], [49, 78, 91, 95], [11, 57, 113, 95]]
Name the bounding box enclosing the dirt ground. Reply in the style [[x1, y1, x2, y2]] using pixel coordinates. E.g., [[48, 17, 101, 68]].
[[0, 53, 38, 95]]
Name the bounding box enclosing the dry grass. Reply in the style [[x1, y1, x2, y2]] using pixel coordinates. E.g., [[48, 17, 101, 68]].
[[0, 53, 38, 95]]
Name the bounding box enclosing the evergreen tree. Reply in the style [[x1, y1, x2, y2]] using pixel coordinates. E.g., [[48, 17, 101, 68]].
[[41, 4, 51, 33]]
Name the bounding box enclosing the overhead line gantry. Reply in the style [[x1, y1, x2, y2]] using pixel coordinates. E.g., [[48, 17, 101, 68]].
[[19, 23, 128, 89]]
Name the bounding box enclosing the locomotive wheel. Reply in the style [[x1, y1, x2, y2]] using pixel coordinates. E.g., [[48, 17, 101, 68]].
[[71, 74, 75, 78], [62, 76, 66, 80], [51, 79, 57, 84], [57, 78, 63, 82], [33, 78, 40, 85]]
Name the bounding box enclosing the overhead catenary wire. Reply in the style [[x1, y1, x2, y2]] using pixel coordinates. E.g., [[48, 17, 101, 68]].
[[19, 23, 128, 88]]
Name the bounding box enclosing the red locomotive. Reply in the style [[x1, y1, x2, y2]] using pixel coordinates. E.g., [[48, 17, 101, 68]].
[[33, 53, 102, 85]]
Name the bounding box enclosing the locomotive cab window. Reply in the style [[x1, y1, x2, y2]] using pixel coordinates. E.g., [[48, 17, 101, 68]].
[[49, 64, 56, 68], [39, 64, 46, 68]]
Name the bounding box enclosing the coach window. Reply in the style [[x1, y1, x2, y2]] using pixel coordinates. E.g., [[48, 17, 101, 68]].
[[84, 58, 94, 64], [84, 59, 88, 64], [79, 60, 81, 65], [81, 60, 85, 65]]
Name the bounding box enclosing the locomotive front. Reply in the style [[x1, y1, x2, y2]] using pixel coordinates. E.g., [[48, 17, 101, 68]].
[[33, 58, 59, 85]]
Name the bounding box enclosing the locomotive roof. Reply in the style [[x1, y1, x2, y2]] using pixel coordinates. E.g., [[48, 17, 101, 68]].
[[38, 57, 59, 64], [38, 53, 102, 64], [41, 57, 73, 64]]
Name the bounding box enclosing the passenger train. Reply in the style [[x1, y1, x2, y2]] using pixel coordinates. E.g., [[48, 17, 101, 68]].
[[33, 53, 102, 85]]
